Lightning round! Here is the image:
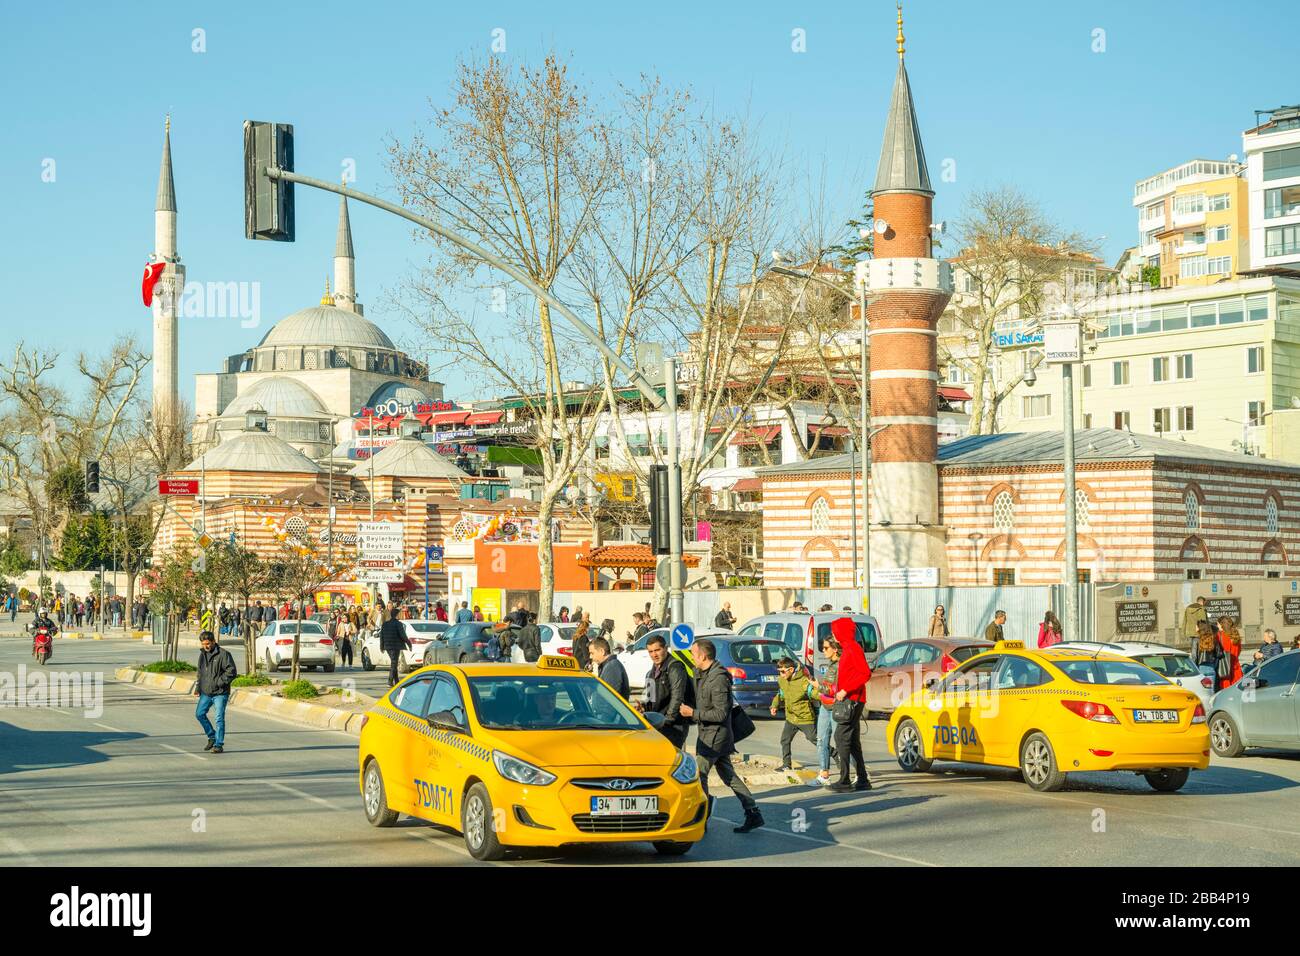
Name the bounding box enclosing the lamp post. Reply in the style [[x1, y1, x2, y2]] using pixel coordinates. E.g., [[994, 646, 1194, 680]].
[[1037, 310, 1082, 642]]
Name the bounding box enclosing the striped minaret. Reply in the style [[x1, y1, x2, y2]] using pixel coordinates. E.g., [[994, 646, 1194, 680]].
[[151, 116, 185, 427], [857, 5, 954, 580]]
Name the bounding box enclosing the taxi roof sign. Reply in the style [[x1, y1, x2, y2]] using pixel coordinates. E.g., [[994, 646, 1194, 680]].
[[993, 640, 1025, 650], [537, 654, 581, 671]]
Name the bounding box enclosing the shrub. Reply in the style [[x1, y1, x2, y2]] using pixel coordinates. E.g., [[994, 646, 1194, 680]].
[[280, 679, 319, 700], [232, 674, 272, 687], [140, 660, 197, 673]]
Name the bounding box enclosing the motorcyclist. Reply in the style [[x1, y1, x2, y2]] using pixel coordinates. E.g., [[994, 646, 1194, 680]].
[[32, 607, 58, 655]]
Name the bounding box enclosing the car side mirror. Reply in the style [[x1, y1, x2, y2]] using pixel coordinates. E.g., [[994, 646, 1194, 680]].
[[643, 710, 666, 729], [427, 712, 466, 734]]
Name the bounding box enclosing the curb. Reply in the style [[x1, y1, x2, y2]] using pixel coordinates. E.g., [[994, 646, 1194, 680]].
[[114, 667, 372, 737]]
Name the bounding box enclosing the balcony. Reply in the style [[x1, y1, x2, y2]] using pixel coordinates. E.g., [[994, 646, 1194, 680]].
[[1176, 240, 1207, 256], [1140, 241, 1162, 258], [1172, 210, 1206, 228], [1139, 213, 1165, 231]]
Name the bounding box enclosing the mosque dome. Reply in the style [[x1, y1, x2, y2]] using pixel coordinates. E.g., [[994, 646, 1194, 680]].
[[222, 377, 329, 420], [184, 429, 322, 474], [257, 304, 395, 351]]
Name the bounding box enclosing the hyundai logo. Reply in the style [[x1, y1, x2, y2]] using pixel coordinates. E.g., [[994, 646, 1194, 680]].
[[607, 779, 633, 791]]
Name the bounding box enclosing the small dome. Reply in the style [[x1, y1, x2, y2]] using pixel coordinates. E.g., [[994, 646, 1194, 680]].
[[222, 377, 329, 420], [367, 381, 430, 408], [258, 304, 395, 350], [349, 437, 468, 480], [184, 430, 322, 474]]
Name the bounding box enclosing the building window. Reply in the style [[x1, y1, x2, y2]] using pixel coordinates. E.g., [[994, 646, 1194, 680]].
[[1264, 185, 1300, 219], [1184, 489, 1201, 531], [993, 568, 1016, 586], [1246, 346, 1265, 374], [1248, 400, 1267, 426], [1267, 496, 1280, 536], [1265, 224, 1300, 258], [810, 568, 831, 588], [1082, 413, 1093, 428], [1151, 356, 1169, 383], [1077, 569, 1092, 584], [1208, 193, 1231, 212], [811, 497, 831, 535], [1268, 570, 1282, 579], [1180, 256, 1208, 279], [1263, 145, 1300, 182], [1112, 361, 1130, 386], [1081, 364, 1092, 388], [1206, 256, 1232, 275], [1175, 353, 1194, 379], [1178, 406, 1195, 432], [1208, 224, 1230, 243], [1022, 395, 1051, 419], [1186, 569, 1201, 580], [1075, 489, 1091, 530], [993, 491, 1015, 531], [1114, 411, 1130, 430], [1173, 193, 1205, 216], [1153, 408, 1171, 433], [620, 479, 635, 498]]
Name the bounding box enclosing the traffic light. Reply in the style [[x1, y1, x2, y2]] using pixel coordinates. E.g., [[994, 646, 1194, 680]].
[[243, 120, 295, 241], [648, 464, 670, 555], [85, 460, 100, 494]]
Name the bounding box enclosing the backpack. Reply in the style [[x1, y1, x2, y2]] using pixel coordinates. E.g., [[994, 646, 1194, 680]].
[[482, 635, 502, 661]]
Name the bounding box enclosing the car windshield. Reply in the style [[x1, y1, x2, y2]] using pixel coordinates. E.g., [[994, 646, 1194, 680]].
[[815, 620, 878, 654], [725, 640, 788, 665], [407, 622, 447, 634], [951, 644, 990, 663], [274, 622, 325, 636], [1055, 659, 1169, 686], [467, 676, 643, 731], [1133, 653, 1199, 678]]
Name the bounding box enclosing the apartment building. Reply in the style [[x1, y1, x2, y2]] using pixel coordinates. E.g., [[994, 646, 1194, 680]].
[[999, 276, 1300, 460], [1132, 159, 1248, 289], [1243, 104, 1300, 272]]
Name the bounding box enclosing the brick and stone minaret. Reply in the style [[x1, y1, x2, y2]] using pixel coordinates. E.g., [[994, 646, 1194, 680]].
[[151, 116, 184, 427], [855, 7, 954, 581]]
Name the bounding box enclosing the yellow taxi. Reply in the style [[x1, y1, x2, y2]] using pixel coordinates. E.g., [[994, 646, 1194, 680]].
[[886, 641, 1210, 792], [357, 655, 707, 860]]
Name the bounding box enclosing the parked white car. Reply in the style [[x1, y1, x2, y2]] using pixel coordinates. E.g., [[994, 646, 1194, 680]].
[[616, 626, 731, 692], [257, 619, 335, 673], [538, 622, 579, 657], [1053, 640, 1215, 707], [359, 620, 450, 673]]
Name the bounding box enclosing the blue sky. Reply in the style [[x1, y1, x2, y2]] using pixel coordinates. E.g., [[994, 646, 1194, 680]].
[[2, 0, 1291, 405]]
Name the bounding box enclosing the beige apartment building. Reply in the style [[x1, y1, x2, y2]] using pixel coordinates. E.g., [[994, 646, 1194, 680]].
[[1132, 159, 1249, 289]]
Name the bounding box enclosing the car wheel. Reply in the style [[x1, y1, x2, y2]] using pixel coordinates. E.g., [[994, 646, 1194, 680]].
[[362, 760, 398, 827], [1020, 732, 1066, 792], [459, 653, 469, 663], [361, 649, 375, 672], [1143, 768, 1190, 793], [462, 782, 505, 861], [653, 841, 693, 856], [894, 719, 933, 773], [1209, 712, 1244, 757], [324, 661, 335, 673]]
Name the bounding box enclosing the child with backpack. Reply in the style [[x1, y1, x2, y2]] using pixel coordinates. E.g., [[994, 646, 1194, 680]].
[[769, 657, 819, 771]]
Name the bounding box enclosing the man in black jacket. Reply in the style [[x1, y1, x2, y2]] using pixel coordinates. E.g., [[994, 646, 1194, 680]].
[[678, 638, 763, 833], [714, 602, 736, 630], [640, 633, 692, 748], [589, 637, 629, 699], [194, 631, 238, 754], [379, 606, 411, 687], [515, 613, 543, 662]]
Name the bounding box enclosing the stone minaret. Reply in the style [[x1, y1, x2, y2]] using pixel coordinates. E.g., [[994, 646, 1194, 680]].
[[857, 6, 954, 581], [151, 117, 184, 425], [332, 189, 361, 314]]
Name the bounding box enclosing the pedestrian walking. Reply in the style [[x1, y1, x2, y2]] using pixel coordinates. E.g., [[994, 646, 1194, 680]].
[[455, 601, 474, 624], [714, 602, 736, 630], [808, 634, 838, 787], [1192, 621, 1223, 684], [472, 605, 484, 621], [557, 606, 570, 623], [589, 637, 629, 699], [679, 638, 764, 833], [984, 610, 1006, 643], [194, 630, 237, 754], [1037, 610, 1063, 648], [379, 606, 410, 687], [337, 615, 355, 668], [571, 617, 592, 671], [827, 618, 872, 793], [1216, 616, 1243, 690], [638, 633, 692, 748], [770, 656, 817, 771], [1181, 596, 1209, 653], [515, 613, 542, 662], [928, 604, 948, 637]]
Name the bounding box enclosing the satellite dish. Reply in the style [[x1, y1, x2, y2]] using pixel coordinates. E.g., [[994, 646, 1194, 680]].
[[930, 221, 946, 235], [874, 219, 889, 236]]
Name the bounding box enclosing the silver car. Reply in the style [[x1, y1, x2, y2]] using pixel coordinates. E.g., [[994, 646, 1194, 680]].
[[1208, 649, 1300, 757]]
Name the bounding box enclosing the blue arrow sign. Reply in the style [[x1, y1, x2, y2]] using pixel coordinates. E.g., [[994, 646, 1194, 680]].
[[671, 622, 694, 650]]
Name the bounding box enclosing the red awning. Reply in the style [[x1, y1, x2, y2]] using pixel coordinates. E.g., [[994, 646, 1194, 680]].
[[465, 411, 504, 426], [430, 411, 471, 425], [939, 386, 972, 402], [809, 424, 850, 438], [731, 478, 762, 492], [729, 425, 782, 446]]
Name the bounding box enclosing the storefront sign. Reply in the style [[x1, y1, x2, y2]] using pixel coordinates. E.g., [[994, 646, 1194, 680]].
[[1283, 596, 1300, 626], [991, 328, 1044, 349], [433, 429, 475, 442], [1116, 600, 1159, 635], [1204, 597, 1241, 623]]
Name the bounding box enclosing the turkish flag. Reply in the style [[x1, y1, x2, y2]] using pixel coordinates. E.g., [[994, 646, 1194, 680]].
[[142, 261, 166, 306]]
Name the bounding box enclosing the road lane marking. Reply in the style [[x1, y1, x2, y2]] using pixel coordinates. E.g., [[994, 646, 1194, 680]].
[[260, 781, 338, 811], [712, 813, 939, 866], [94, 722, 125, 732], [2, 836, 40, 866], [160, 744, 207, 762]]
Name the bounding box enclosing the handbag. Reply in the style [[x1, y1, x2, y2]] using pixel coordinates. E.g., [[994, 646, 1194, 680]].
[[832, 698, 855, 724], [730, 703, 756, 743]]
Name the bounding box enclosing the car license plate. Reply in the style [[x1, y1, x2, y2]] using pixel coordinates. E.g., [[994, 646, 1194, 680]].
[[1132, 709, 1179, 723], [590, 795, 658, 815], [761, 675, 778, 683]]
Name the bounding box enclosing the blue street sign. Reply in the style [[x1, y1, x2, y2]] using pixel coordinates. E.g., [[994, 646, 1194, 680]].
[[671, 622, 694, 650], [1211, 583, 1219, 593]]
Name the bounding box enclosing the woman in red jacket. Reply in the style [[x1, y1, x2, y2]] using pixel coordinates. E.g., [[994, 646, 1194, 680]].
[[1216, 616, 1244, 690], [828, 617, 872, 793]]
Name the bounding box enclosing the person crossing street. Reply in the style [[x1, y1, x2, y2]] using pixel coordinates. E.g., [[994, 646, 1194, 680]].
[[379, 605, 410, 688], [194, 630, 237, 754]]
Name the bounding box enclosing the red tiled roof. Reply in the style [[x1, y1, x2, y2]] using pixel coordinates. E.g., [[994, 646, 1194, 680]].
[[576, 544, 702, 570], [731, 478, 763, 492]]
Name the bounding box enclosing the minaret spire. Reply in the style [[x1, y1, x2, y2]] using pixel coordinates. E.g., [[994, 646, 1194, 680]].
[[332, 180, 359, 313], [151, 116, 183, 428], [896, 2, 905, 60]]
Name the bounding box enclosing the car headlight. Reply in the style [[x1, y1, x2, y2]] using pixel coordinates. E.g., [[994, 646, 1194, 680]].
[[492, 751, 556, 787], [671, 750, 699, 785]]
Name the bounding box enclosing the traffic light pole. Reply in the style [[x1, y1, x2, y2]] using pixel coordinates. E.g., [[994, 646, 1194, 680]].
[[663, 357, 684, 628]]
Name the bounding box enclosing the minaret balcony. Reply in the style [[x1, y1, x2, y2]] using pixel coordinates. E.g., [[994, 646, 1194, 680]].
[[856, 257, 953, 295]]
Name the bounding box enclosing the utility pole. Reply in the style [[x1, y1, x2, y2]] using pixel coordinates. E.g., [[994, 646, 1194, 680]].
[[859, 281, 871, 614], [664, 357, 684, 628]]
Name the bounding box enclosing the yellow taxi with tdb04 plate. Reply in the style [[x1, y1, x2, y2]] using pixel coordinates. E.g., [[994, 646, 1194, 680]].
[[886, 641, 1211, 792], [358, 655, 707, 860]]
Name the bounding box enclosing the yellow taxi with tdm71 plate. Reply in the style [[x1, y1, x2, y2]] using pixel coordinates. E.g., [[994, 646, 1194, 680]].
[[886, 641, 1211, 792], [358, 655, 708, 860]]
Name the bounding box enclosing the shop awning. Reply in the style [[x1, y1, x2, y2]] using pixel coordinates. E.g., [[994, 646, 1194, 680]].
[[465, 411, 504, 426], [731, 478, 763, 492], [938, 386, 972, 402], [808, 424, 850, 438], [431, 411, 471, 425], [729, 425, 781, 446]]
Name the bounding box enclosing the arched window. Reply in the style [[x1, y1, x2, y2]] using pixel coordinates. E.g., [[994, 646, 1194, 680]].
[[993, 491, 1015, 531], [1184, 489, 1201, 531], [1266, 496, 1280, 536], [811, 497, 831, 534], [1075, 489, 1091, 530]]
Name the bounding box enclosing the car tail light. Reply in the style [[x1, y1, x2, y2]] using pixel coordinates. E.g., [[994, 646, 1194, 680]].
[[727, 667, 747, 681], [1061, 699, 1120, 724], [1200, 676, 1213, 689], [410, 637, 428, 645], [473, 641, 486, 649], [319, 639, 333, 645], [275, 639, 293, 646], [808, 616, 815, 655], [1088, 749, 1114, 757], [359, 715, 369, 732], [1191, 703, 1207, 724], [940, 654, 958, 673]]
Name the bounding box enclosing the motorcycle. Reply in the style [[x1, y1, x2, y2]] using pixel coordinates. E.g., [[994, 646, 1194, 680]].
[[32, 625, 53, 665]]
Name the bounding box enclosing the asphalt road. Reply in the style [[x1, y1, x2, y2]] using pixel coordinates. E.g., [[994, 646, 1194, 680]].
[[3, 635, 1300, 866]]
